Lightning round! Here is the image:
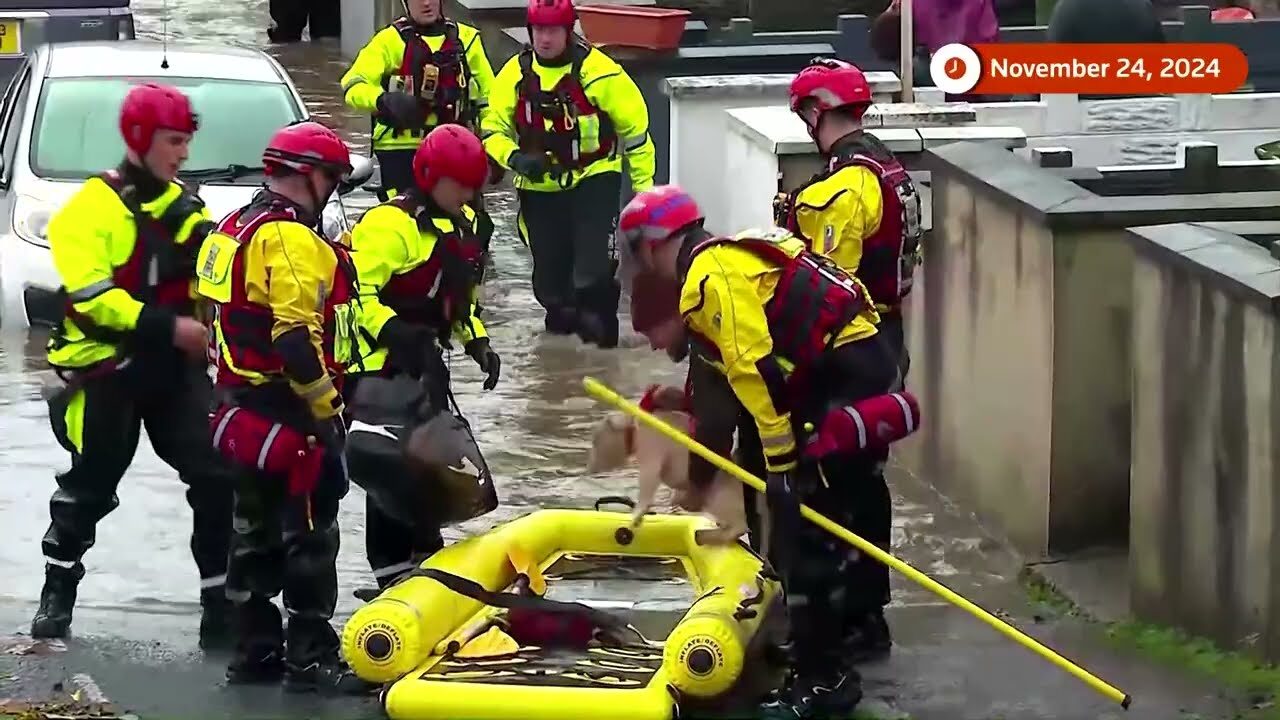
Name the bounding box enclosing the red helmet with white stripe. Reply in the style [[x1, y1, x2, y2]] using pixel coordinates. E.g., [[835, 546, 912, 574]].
[[262, 121, 353, 179], [789, 58, 872, 115], [618, 185, 704, 250]]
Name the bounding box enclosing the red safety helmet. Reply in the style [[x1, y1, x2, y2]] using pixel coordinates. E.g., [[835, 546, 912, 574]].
[[618, 185, 704, 250], [789, 58, 873, 115], [119, 83, 199, 156], [413, 124, 489, 193], [527, 0, 576, 27], [262, 121, 353, 178]]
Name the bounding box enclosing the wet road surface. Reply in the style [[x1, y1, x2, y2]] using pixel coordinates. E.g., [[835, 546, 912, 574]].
[[0, 1, 1260, 718]]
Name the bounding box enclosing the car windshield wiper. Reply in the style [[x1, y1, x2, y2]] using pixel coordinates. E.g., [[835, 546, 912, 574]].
[[179, 164, 266, 181]]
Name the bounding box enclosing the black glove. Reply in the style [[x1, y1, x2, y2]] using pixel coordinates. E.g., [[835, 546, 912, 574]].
[[376, 91, 424, 130], [380, 317, 448, 383], [465, 337, 501, 391], [507, 151, 550, 182], [316, 413, 348, 454]]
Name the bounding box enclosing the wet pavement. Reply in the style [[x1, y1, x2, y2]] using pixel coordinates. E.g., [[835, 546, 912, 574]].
[[0, 1, 1261, 718]]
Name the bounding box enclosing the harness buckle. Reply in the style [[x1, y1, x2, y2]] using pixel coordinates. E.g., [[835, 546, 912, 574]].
[[562, 102, 578, 131]]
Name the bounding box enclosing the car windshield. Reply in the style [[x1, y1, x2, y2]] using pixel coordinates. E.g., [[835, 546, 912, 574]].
[[29, 76, 302, 182]]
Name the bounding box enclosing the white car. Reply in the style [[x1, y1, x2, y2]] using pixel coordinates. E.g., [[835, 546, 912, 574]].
[[0, 40, 374, 329]]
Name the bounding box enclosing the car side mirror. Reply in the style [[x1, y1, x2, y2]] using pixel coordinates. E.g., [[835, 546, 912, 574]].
[[338, 155, 375, 197]]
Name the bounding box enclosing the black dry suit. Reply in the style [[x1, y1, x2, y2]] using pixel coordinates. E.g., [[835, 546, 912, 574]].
[[345, 372, 499, 588]]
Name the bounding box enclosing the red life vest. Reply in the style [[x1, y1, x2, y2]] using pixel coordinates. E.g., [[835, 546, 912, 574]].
[[514, 42, 617, 173], [682, 229, 869, 377], [209, 194, 357, 389], [366, 196, 486, 347], [384, 18, 474, 128], [59, 170, 210, 342], [781, 134, 923, 310]]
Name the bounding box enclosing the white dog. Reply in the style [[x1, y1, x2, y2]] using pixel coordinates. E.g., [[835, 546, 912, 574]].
[[587, 407, 748, 546]]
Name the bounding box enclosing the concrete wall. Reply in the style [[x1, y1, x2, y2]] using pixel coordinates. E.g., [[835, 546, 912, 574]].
[[670, 75, 1280, 234], [340, 0, 396, 61], [899, 141, 1280, 558], [716, 103, 1022, 236], [1124, 223, 1280, 658], [666, 73, 900, 234], [901, 146, 1131, 556], [912, 90, 1280, 166]]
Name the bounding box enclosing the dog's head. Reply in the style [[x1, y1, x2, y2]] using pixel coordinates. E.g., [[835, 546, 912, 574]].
[[586, 411, 634, 473]]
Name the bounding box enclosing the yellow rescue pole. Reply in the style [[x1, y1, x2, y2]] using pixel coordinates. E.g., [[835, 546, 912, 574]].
[[582, 376, 1132, 709]]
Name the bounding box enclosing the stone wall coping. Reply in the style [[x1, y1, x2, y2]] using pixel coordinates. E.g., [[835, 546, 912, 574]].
[[865, 103, 977, 127], [929, 141, 1280, 230], [648, 42, 837, 61], [727, 106, 1026, 156], [1124, 223, 1280, 312], [663, 71, 900, 99]]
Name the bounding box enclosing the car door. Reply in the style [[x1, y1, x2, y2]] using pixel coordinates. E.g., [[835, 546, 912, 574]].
[[0, 59, 32, 227]]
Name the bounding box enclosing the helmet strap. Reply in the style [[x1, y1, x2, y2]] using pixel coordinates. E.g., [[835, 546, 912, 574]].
[[303, 172, 332, 229], [120, 154, 167, 202]]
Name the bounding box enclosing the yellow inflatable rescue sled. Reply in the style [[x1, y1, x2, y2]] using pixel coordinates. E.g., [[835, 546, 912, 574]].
[[341, 504, 781, 720]]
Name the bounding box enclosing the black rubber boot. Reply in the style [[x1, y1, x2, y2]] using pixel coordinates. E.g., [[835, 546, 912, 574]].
[[758, 666, 863, 720], [283, 618, 374, 696], [266, 25, 303, 43], [843, 610, 892, 663], [199, 587, 235, 650], [226, 597, 285, 684], [284, 658, 374, 696], [31, 563, 84, 639], [544, 307, 577, 336]]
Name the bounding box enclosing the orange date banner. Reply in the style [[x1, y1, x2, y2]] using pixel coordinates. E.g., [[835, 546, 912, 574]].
[[929, 43, 1248, 95]]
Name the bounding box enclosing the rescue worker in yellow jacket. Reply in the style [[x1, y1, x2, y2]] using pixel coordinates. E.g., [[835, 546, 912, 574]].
[[346, 124, 500, 587], [33, 83, 234, 648], [619, 185, 899, 720], [482, 0, 656, 348], [341, 0, 496, 199], [195, 121, 367, 694], [776, 58, 923, 661], [778, 58, 922, 381]]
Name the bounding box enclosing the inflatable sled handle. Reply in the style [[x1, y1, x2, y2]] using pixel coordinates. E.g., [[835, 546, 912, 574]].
[[594, 495, 636, 512], [583, 376, 1133, 710]]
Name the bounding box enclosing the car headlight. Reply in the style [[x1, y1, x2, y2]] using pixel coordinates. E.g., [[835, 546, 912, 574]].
[[13, 195, 56, 248]]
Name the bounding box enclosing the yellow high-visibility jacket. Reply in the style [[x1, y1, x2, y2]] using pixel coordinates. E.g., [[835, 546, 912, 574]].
[[680, 231, 878, 473], [341, 18, 496, 151], [482, 41, 654, 193], [349, 199, 487, 373], [47, 175, 210, 370], [195, 213, 355, 421]]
